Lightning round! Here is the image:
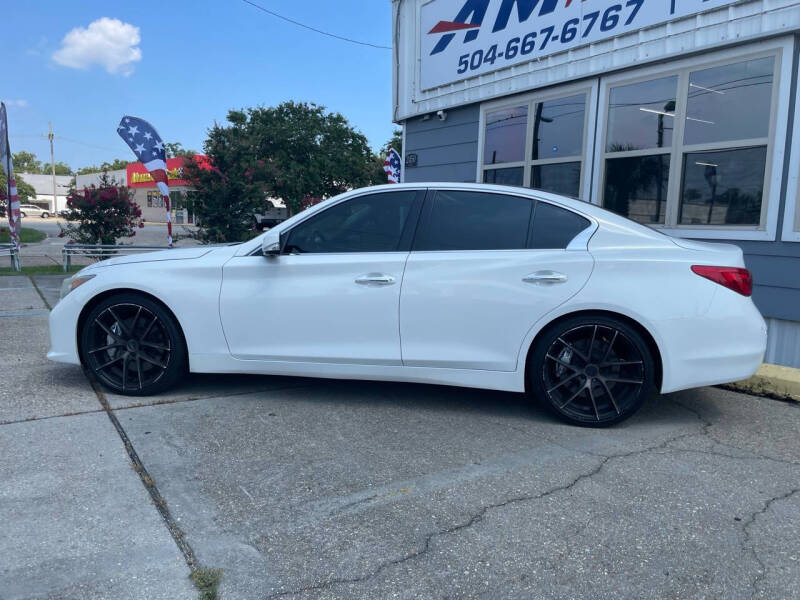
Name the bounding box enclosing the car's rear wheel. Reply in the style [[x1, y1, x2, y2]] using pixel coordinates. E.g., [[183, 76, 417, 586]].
[[528, 316, 654, 427], [80, 293, 187, 396], [41, 212, 49, 218], [19, 211, 26, 218]]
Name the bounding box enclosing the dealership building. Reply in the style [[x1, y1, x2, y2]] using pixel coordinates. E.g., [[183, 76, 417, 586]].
[[393, 0, 800, 367]]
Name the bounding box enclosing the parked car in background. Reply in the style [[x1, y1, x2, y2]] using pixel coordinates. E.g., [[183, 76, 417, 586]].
[[19, 204, 51, 218], [48, 183, 767, 427], [253, 200, 288, 231]]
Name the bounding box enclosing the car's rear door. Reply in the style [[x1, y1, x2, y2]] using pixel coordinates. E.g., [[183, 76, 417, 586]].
[[399, 190, 594, 371], [219, 189, 424, 365]]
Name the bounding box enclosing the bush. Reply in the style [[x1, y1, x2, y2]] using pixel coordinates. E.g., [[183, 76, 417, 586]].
[[59, 171, 143, 245]]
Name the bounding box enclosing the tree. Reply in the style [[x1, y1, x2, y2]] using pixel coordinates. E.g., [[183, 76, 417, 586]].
[[184, 101, 380, 243], [53, 161, 72, 175], [381, 128, 403, 156], [0, 172, 36, 205], [76, 159, 132, 175], [164, 142, 196, 158], [12, 150, 44, 173], [58, 171, 143, 245]]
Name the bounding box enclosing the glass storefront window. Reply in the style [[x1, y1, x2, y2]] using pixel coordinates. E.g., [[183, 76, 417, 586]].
[[483, 106, 528, 164], [483, 167, 524, 186], [532, 94, 585, 160], [679, 147, 767, 225], [480, 89, 589, 197], [684, 57, 774, 146], [532, 162, 581, 198], [604, 155, 669, 224], [607, 76, 677, 152]]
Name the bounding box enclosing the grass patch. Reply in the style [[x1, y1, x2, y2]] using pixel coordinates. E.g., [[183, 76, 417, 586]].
[[0, 227, 46, 243], [0, 265, 83, 276], [190, 567, 223, 600]]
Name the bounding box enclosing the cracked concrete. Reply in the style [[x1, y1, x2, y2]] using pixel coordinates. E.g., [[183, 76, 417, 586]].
[[117, 381, 800, 599]]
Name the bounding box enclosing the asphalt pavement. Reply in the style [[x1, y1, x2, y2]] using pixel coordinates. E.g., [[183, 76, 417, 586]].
[[1, 273, 798, 599]]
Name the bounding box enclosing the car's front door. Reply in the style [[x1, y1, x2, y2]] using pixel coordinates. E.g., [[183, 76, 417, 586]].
[[400, 190, 595, 371], [219, 189, 424, 365]]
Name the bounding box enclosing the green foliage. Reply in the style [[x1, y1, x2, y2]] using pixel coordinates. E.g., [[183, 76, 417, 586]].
[[58, 171, 143, 245], [0, 227, 45, 243], [53, 161, 72, 175], [76, 158, 132, 175], [12, 150, 43, 173], [381, 128, 403, 156], [164, 142, 197, 158], [190, 567, 223, 600]]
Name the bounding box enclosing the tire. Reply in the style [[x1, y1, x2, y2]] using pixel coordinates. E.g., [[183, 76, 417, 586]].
[[41, 212, 49, 218], [527, 315, 654, 427], [20, 211, 26, 218], [80, 292, 187, 396]]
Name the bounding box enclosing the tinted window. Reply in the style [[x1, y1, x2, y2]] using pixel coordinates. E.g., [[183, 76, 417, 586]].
[[414, 191, 533, 251], [529, 202, 591, 249], [285, 191, 416, 253]]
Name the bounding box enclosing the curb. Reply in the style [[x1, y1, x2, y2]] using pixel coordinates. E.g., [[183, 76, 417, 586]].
[[724, 363, 800, 403]]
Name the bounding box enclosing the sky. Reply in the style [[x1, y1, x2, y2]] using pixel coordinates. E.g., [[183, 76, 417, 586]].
[[1, 0, 395, 171]]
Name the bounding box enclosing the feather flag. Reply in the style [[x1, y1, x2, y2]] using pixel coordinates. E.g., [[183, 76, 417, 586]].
[[0, 102, 21, 251], [383, 148, 402, 184], [117, 116, 173, 246]]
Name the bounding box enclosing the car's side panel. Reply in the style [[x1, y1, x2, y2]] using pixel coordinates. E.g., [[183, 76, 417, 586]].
[[400, 250, 594, 371]]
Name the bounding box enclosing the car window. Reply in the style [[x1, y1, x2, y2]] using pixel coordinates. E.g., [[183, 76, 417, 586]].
[[528, 201, 591, 249], [284, 191, 417, 253], [414, 190, 533, 251]]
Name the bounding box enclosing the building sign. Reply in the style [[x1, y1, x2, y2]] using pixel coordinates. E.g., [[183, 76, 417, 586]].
[[126, 155, 209, 188], [420, 0, 741, 89]]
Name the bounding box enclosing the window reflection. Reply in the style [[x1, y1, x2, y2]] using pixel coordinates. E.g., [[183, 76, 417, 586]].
[[607, 76, 678, 151], [532, 162, 581, 198], [483, 167, 524, 186], [532, 94, 586, 160], [484, 106, 528, 164], [679, 147, 767, 225], [684, 57, 774, 146], [604, 155, 670, 224]]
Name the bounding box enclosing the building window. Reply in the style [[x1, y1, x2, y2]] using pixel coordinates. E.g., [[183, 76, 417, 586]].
[[147, 191, 165, 208], [598, 47, 788, 238], [479, 84, 595, 199]]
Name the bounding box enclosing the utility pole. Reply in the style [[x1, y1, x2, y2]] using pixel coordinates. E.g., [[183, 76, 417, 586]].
[[48, 122, 56, 213]]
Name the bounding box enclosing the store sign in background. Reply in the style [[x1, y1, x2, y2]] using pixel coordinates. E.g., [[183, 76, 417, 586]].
[[420, 0, 740, 89], [126, 155, 210, 188]]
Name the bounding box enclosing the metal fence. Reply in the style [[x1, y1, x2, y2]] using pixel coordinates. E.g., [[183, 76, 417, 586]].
[[0, 243, 20, 271], [62, 244, 172, 272]]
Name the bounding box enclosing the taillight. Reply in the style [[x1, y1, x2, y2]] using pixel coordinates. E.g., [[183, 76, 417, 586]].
[[691, 265, 752, 296]]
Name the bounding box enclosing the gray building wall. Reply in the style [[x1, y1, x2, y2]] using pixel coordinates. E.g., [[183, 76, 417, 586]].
[[401, 105, 800, 367]]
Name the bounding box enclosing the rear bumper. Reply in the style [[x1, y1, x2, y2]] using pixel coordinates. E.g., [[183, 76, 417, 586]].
[[659, 291, 766, 393]]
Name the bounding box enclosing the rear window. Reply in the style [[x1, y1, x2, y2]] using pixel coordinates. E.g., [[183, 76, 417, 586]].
[[528, 201, 591, 249]]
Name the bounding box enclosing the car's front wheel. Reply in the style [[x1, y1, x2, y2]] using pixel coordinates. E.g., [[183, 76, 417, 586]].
[[528, 315, 654, 427], [41, 212, 49, 218], [80, 293, 187, 395], [19, 211, 26, 218]]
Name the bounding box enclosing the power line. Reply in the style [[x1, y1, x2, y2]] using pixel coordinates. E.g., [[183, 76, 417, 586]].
[[241, 0, 391, 50]]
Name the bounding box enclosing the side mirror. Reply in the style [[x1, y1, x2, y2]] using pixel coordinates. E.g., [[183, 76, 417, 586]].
[[262, 233, 281, 257]]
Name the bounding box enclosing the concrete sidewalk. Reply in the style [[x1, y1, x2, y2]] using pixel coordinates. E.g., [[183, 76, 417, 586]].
[[1, 273, 798, 599]]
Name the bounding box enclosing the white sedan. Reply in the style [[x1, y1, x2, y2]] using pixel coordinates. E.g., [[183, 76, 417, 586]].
[[48, 183, 766, 426]]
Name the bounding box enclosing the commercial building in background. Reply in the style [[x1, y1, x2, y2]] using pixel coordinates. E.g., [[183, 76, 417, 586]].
[[393, 0, 800, 368], [17, 172, 72, 212], [74, 156, 206, 223]]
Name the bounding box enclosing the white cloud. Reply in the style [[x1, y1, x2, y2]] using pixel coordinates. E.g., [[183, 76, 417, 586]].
[[2, 99, 28, 108], [52, 18, 141, 76]]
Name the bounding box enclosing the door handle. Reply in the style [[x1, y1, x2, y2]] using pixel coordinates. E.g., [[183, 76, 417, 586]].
[[355, 273, 396, 286], [523, 270, 568, 285]]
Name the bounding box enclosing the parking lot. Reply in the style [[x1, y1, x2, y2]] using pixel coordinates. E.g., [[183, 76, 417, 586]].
[[1, 273, 798, 599]]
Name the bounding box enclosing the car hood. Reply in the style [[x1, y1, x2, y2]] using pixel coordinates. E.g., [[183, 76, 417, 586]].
[[89, 246, 215, 268]]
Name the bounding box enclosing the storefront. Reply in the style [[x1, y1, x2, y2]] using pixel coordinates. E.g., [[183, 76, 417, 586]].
[[393, 0, 800, 367], [127, 157, 202, 224]]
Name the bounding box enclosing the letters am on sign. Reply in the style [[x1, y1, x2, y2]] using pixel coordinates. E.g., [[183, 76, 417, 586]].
[[420, 0, 740, 89]]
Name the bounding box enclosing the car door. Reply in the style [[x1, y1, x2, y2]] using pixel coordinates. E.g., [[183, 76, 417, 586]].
[[219, 189, 424, 365], [400, 189, 595, 371]]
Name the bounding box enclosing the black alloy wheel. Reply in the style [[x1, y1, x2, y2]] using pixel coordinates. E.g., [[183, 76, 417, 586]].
[[81, 293, 186, 395], [529, 316, 654, 426]]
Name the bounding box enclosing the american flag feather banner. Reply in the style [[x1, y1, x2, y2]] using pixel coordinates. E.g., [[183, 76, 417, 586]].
[[117, 116, 173, 246], [383, 148, 402, 184], [0, 102, 22, 251]]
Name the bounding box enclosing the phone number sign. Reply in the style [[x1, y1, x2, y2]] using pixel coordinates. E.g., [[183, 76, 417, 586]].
[[420, 0, 740, 89]]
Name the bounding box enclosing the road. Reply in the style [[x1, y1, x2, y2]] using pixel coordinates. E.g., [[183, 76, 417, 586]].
[[19, 217, 198, 246]]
